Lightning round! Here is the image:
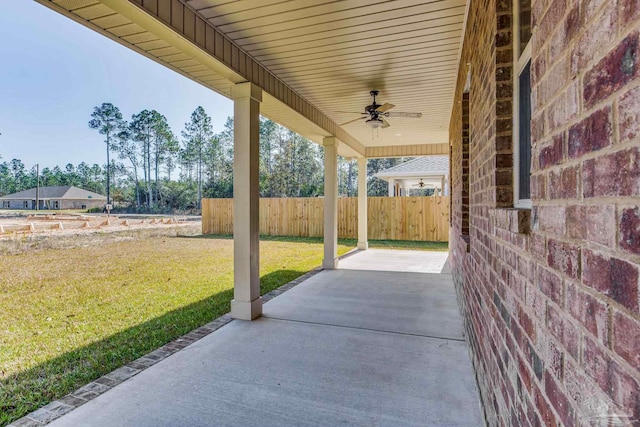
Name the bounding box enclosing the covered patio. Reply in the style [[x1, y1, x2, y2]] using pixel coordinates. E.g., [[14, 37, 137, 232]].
[[34, 0, 460, 320], [43, 250, 483, 426]]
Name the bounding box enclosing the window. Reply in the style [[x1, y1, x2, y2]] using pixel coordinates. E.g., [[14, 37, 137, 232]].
[[513, 0, 532, 207], [24, 201, 29, 209]]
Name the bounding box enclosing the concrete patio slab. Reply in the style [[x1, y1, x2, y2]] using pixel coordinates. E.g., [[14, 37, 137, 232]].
[[48, 250, 483, 427], [264, 269, 464, 340], [338, 249, 449, 273]]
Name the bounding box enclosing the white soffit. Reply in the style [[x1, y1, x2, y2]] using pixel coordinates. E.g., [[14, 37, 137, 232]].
[[187, 0, 465, 148]]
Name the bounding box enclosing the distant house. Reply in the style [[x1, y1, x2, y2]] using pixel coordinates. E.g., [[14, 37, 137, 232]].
[[375, 156, 449, 197], [0, 186, 106, 210]]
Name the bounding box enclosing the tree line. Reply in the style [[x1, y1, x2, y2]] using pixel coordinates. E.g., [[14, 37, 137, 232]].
[[0, 103, 411, 212]]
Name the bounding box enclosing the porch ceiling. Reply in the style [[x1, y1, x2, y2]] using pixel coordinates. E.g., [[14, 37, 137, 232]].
[[36, 0, 467, 157], [187, 0, 465, 148]]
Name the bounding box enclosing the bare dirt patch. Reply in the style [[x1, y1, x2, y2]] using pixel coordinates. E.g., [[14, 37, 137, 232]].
[[0, 214, 200, 255]]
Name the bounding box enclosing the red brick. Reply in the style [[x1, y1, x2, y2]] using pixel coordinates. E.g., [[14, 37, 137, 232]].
[[537, 265, 563, 305], [518, 305, 536, 340], [619, 0, 640, 30], [537, 0, 568, 49], [582, 249, 639, 311], [548, 6, 580, 63], [531, 173, 547, 200], [549, 166, 579, 200], [532, 50, 547, 85], [570, 1, 618, 74], [531, 233, 546, 261], [583, 148, 640, 198], [613, 311, 640, 371], [544, 371, 576, 427], [547, 239, 580, 279], [567, 107, 612, 158], [566, 283, 609, 344], [548, 304, 580, 359], [528, 287, 547, 321], [565, 205, 585, 240], [531, 112, 545, 144], [548, 82, 579, 130], [582, 335, 611, 392], [582, 249, 612, 294], [585, 204, 616, 248], [620, 206, 640, 255], [618, 86, 640, 144], [584, 33, 640, 108], [534, 383, 558, 427], [538, 134, 564, 169], [607, 361, 640, 422], [610, 258, 639, 312], [538, 205, 566, 235]]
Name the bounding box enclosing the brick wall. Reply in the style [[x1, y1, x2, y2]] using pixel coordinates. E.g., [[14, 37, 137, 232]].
[[450, 0, 640, 425]]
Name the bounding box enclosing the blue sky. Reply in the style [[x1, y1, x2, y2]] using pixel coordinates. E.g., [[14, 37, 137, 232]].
[[0, 1, 233, 169]]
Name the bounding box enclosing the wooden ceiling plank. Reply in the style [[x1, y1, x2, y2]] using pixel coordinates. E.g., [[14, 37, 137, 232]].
[[244, 20, 462, 57], [107, 22, 146, 37], [121, 31, 158, 44], [274, 59, 458, 85], [72, 3, 115, 20], [253, 31, 461, 63], [236, 7, 465, 49], [90, 13, 131, 28], [264, 42, 460, 71], [230, 0, 466, 42]]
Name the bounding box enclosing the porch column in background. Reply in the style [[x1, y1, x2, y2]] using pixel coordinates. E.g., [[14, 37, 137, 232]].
[[323, 136, 339, 269], [388, 179, 395, 197], [441, 176, 446, 196], [357, 157, 368, 250], [231, 82, 262, 320]]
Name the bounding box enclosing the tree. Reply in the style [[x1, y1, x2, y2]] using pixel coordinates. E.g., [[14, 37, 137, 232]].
[[130, 110, 155, 207], [113, 123, 142, 207], [181, 106, 213, 208], [89, 103, 123, 205], [150, 111, 175, 206]]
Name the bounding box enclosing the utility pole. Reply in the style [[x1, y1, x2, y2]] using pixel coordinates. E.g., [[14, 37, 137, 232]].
[[35, 163, 40, 211]]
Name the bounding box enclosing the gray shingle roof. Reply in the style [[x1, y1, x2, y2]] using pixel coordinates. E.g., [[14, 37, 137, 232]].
[[0, 186, 106, 200], [375, 156, 449, 178]]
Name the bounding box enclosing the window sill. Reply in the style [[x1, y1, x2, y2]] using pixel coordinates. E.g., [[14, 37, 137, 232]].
[[460, 234, 471, 253], [492, 207, 531, 235]]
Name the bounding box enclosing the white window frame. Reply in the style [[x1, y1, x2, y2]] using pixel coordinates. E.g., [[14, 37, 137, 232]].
[[513, 0, 532, 209]]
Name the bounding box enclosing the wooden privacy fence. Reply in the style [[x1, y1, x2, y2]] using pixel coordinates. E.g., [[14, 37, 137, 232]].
[[202, 196, 449, 242]]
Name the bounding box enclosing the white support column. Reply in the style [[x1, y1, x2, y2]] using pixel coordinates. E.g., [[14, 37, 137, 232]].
[[231, 82, 262, 320], [388, 179, 395, 197], [323, 137, 339, 270], [441, 176, 446, 197], [357, 157, 368, 250]]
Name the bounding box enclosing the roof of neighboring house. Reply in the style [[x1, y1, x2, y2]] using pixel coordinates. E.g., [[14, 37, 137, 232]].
[[375, 156, 449, 179], [0, 186, 107, 200]]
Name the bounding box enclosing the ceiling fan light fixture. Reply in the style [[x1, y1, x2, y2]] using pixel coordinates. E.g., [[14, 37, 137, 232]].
[[366, 118, 384, 128]]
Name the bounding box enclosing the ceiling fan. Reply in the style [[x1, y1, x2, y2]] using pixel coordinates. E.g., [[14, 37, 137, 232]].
[[413, 179, 434, 188], [339, 90, 422, 129]]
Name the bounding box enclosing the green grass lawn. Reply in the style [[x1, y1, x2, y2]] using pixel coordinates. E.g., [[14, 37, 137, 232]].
[[0, 235, 352, 425], [0, 233, 447, 425]]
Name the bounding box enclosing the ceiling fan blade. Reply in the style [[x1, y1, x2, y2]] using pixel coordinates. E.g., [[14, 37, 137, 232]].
[[376, 103, 395, 113], [339, 117, 366, 126], [381, 118, 390, 128], [335, 111, 368, 115], [386, 111, 422, 119]]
